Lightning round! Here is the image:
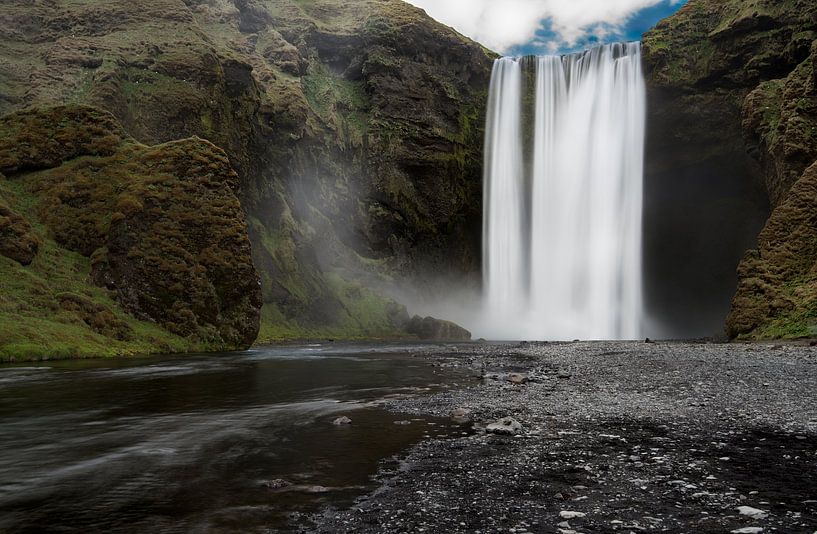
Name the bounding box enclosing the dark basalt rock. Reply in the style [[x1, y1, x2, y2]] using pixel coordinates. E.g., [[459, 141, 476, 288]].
[[642, 0, 817, 339], [405, 314, 471, 341]]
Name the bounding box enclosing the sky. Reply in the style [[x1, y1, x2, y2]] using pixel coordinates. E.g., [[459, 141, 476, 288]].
[[402, 0, 688, 55]]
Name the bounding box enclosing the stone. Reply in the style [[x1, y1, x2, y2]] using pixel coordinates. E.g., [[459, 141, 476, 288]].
[[508, 373, 529, 385], [731, 528, 764, 534], [559, 511, 586, 520], [261, 479, 291, 490], [332, 416, 352, 425], [405, 315, 472, 341], [737, 506, 768, 520], [450, 408, 472, 423], [486, 417, 522, 435], [558, 371, 572, 379]]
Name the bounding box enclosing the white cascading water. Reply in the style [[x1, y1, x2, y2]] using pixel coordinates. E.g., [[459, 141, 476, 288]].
[[482, 42, 646, 341]]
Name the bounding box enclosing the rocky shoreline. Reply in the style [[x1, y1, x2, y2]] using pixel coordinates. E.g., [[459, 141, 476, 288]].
[[308, 341, 817, 533]]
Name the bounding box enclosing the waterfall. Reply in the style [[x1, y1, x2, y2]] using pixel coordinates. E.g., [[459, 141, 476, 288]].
[[482, 42, 646, 341]]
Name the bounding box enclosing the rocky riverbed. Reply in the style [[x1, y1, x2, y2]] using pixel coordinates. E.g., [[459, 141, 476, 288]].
[[309, 341, 817, 533]]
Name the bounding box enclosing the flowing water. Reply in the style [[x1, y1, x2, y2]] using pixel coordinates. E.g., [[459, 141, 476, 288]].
[[0, 344, 470, 532], [482, 42, 646, 341]]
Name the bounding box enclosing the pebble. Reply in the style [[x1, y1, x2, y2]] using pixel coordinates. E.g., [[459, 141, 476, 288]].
[[332, 416, 352, 425], [508, 373, 529, 385], [731, 528, 763, 534]]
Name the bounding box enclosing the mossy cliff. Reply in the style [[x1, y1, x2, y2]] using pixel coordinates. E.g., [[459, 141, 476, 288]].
[[0, 106, 261, 359], [643, 0, 817, 339], [0, 0, 491, 344]]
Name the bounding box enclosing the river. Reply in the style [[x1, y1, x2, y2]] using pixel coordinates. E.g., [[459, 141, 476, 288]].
[[0, 343, 470, 532]]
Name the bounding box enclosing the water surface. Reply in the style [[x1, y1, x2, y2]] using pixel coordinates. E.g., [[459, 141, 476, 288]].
[[0, 343, 469, 532]]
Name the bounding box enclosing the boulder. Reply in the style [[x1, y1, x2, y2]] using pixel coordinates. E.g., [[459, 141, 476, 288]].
[[405, 315, 471, 341]]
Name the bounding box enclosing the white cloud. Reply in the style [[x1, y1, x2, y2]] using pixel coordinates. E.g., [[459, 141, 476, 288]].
[[403, 0, 677, 53]]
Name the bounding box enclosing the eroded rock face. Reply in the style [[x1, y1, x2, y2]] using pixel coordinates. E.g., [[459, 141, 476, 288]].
[[727, 161, 817, 338], [0, 0, 494, 339], [642, 0, 817, 338], [0, 106, 262, 349]]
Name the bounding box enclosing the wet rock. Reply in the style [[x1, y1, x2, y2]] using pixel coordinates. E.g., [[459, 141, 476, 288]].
[[486, 417, 522, 435], [332, 416, 352, 425], [449, 408, 472, 423], [405, 315, 472, 341], [261, 478, 291, 490], [737, 506, 768, 519], [394, 420, 411, 425], [731, 528, 764, 534]]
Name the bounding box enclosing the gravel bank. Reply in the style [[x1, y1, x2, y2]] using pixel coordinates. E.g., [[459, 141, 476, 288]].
[[310, 341, 817, 533]]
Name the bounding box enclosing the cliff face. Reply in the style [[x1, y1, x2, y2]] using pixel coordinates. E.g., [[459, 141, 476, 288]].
[[643, 0, 817, 338], [0, 106, 262, 359], [0, 0, 492, 343]]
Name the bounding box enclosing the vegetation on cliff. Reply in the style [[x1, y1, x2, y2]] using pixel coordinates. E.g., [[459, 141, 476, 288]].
[[643, 0, 817, 339], [0, 106, 262, 359], [0, 0, 489, 345]]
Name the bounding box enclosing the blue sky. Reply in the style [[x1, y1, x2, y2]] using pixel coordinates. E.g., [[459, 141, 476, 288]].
[[404, 0, 688, 56]]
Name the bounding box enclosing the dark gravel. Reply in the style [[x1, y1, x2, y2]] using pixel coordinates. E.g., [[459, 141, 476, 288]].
[[308, 341, 817, 533]]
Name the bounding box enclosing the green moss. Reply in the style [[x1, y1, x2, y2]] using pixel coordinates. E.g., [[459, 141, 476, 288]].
[[0, 106, 261, 359], [0, 183, 200, 361], [727, 161, 817, 339], [302, 60, 370, 147], [1, 0, 494, 352]]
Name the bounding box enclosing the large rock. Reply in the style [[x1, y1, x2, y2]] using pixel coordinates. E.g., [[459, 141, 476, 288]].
[[0, 106, 262, 351], [405, 315, 472, 341], [642, 0, 817, 338]]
